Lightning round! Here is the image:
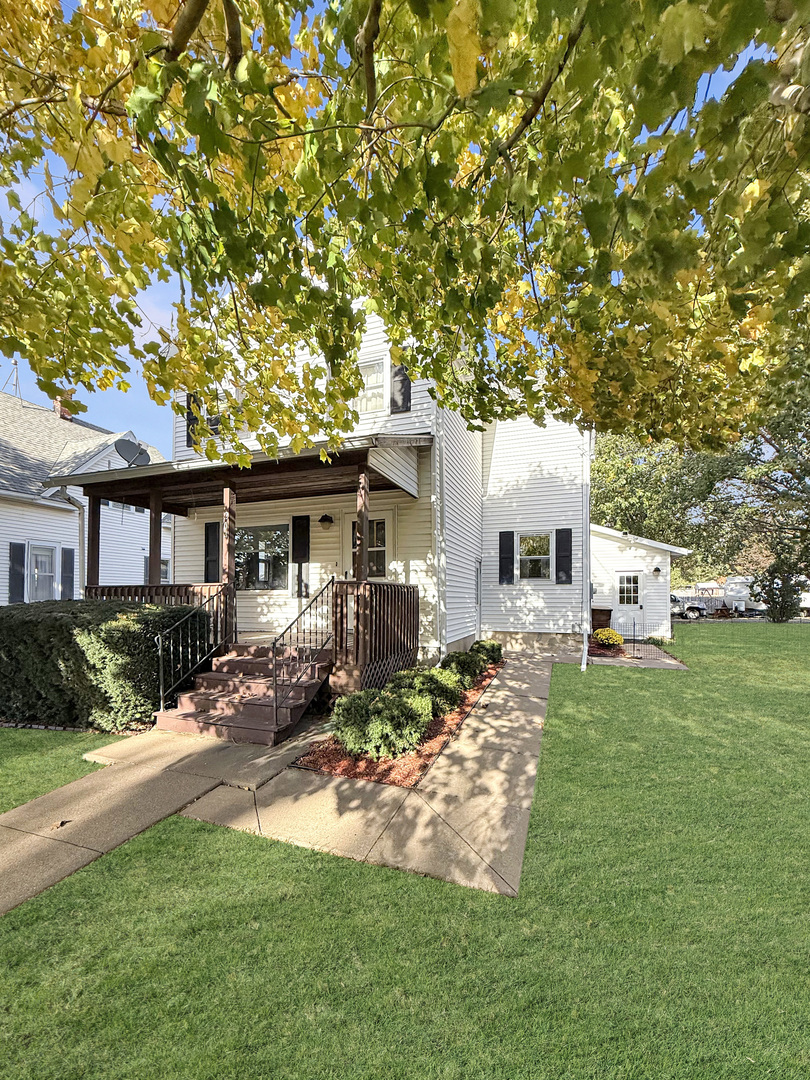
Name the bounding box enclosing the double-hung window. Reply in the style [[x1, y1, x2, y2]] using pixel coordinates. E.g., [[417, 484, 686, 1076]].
[[518, 533, 552, 580], [354, 359, 386, 415], [235, 525, 289, 591]]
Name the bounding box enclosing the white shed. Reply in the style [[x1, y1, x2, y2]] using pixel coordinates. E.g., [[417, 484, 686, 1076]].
[[590, 525, 690, 639]]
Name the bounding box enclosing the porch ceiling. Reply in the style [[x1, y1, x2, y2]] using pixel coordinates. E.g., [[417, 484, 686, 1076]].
[[49, 442, 424, 515]]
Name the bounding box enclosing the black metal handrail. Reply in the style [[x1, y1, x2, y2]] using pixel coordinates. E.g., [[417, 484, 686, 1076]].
[[155, 580, 236, 710], [272, 576, 334, 723]]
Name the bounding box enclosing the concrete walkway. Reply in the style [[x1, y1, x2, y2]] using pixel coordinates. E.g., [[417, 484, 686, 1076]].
[[0, 657, 550, 911], [182, 655, 551, 897]]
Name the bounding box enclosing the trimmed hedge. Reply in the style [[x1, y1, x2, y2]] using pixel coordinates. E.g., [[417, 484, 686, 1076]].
[[470, 639, 503, 664], [333, 687, 433, 761], [386, 666, 463, 717], [439, 649, 487, 688], [0, 601, 206, 731]]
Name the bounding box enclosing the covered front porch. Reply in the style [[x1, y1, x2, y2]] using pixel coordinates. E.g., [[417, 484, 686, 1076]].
[[54, 438, 431, 714]]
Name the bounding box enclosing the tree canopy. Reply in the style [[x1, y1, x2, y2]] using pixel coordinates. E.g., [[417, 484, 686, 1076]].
[[2, 0, 810, 458]]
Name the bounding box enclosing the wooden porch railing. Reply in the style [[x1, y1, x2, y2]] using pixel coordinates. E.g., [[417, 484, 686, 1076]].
[[84, 583, 233, 646], [334, 580, 419, 689]]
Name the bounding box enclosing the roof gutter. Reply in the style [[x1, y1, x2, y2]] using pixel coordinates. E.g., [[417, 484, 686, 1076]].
[[0, 489, 76, 511]]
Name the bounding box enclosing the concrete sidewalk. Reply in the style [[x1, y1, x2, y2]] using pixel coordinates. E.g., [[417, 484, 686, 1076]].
[[0, 717, 332, 915], [183, 655, 552, 896], [0, 657, 551, 911]]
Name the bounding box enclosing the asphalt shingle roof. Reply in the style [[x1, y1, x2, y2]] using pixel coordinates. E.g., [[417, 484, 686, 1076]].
[[0, 391, 164, 498]]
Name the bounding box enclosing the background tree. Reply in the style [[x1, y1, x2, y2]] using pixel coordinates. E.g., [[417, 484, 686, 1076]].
[[3, 1, 810, 457], [751, 539, 804, 621]]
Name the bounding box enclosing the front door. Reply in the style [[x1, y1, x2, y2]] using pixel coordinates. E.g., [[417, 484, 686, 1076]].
[[614, 572, 644, 634], [342, 511, 394, 580]]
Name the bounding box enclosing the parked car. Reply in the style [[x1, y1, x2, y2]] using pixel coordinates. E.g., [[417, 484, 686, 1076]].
[[670, 594, 708, 620]]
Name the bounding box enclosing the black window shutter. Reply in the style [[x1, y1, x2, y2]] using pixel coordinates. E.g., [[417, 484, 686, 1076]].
[[556, 528, 573, 585], [390, 363, 412, 414], [185, 393, 200, 448], [9, 542, 25, 603], [61, 548, 75, 600], [498, 531, 515, 585], [291, 515, 310, 598], [143, 556, 149, 585], [204, 521, 221, 583]]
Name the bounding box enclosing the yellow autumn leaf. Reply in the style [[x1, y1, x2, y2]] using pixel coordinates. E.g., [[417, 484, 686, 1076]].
[[446, 0, 480, 99]]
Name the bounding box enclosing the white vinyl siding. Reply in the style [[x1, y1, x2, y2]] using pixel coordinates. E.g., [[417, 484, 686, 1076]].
[[481, 416, 588, 637], [172, 448, 439, 660], [0, 497, 77, 604], [590, 529, 673, 638], [172, 313, 436, 462], [367, 445, 420, 498], [441, 410, 483, 650]]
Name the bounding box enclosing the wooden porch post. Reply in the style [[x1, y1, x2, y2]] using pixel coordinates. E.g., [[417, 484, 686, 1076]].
[[148, 491, 163, 585], [354, 460, 370, 582], [222, 482, 237, 641], [87, 494, 101, 588]]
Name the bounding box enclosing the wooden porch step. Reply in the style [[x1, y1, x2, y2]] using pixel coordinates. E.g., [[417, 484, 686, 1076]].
[[211, 650, 332, 676], [177, 685, 318, 721], [154, 709, 298, 747], [195, 664, 332, 697]]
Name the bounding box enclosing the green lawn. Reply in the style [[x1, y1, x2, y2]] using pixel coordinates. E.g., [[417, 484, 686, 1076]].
[[2, 624, 809, 1079], [0, 729, 122, 813]]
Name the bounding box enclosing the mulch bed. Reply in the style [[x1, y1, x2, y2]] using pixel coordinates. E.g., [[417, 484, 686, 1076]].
[[587, 635, 626, 658], [292, 661, 505, 789]]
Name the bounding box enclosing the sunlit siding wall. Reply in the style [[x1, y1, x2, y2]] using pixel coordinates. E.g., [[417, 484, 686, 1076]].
[[172, 313, 436, 462], [481, 417, 589, 639], [590, 531, 672, 638], [172, 448, 439, 659], [440, 411, 483, 651]]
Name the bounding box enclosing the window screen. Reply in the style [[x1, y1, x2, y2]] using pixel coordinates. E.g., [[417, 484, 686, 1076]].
[[519, 534, 551, 579]]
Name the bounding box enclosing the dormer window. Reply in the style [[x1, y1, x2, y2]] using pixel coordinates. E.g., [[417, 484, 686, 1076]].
[[354, 359, 386, 415]]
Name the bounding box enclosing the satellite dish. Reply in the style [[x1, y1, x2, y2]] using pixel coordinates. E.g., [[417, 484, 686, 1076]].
[[115, 438, 151, 468]]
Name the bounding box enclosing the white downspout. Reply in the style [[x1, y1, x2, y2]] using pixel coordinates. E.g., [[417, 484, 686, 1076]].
[[433, 406, 447, 658], [580, 429, 594, 672], [60, 487, 86, 598]]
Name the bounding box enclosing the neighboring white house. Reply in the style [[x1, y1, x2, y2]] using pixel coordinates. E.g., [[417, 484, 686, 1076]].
[[590, 524, 691, 638], [0, 391, 170, 604]]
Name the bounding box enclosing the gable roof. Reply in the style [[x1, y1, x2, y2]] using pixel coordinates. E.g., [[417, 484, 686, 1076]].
[[590, 523, 691, 557], [0, 391, 164, 499]]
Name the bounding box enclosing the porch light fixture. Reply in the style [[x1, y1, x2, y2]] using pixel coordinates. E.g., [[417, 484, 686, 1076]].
[[652, 566, 662, 577], [318, 514, 334, 531]]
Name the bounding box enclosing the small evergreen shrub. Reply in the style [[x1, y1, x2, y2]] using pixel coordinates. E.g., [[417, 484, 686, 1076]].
[[592, 627, 624, 648], [470, 639, 503, 664], [331, 689, 378, 754], [0, 601, 206, 731], [333, 688, 432, 760], [439, 649, 487, 687], [386, 666, 463, 717]]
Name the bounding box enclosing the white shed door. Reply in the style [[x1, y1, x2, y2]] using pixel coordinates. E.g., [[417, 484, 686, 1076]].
[[614, 572, 644, 632]]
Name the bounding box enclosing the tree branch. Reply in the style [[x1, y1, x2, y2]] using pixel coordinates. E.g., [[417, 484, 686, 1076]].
[[355, 0, 383, 116], [165, 0, 212, 62], [498, 11, 586, 158], [222, 0, 243, 76]]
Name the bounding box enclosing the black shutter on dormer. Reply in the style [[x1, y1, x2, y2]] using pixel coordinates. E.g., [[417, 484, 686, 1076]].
[[390, 363, 412, 414], [555, 528, 573, 585], [498, 531, 515, 585], [204, 521, 221, 583], [60, 548, 75, 600], [9, 543, 25, 603], [291, 515, 310, 598], [185, 393, 200, 448]]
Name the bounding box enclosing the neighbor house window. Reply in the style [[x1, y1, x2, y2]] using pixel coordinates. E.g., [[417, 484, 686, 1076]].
[[519, 533, 552, 579], [235, 525, 289, 591], [354, 359, 386, 414], [102, 499, 130, 511], [28, 545, 56, 602], [618, 573, 640, 605]]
